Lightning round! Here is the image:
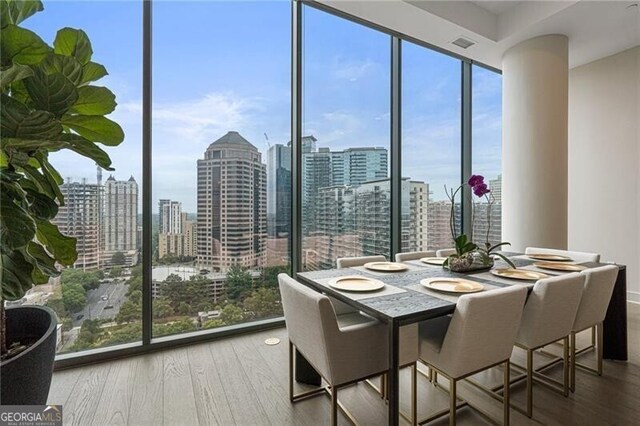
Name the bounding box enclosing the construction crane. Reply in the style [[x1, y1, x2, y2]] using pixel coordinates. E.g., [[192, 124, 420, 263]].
[[264, 132, 271, 149]]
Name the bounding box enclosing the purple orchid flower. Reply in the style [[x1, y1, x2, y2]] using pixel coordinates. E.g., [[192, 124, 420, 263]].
[[468, 174, 484, 187], [473, 183, 490, 197]]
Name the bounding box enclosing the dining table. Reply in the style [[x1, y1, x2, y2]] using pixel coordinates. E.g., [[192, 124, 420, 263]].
[[295, 252, 628, 426]]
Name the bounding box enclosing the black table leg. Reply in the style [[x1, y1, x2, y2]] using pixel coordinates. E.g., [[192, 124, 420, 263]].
[[388, 320, 400, 426], [603, 268, 628, 360], [295, 348, 322, 386]]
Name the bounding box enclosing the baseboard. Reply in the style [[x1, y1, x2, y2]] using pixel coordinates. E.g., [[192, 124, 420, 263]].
[[628, 291, 640, 304]]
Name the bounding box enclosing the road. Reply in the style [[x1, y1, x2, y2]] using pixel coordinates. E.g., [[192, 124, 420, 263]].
[[72, 280, 129, 327]]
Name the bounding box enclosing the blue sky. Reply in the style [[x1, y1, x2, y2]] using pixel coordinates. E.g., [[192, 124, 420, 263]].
[[25, 1, 501, 212]]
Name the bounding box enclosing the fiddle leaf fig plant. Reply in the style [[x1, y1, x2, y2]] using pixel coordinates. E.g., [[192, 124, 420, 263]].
[[0, 0, 124, 358]]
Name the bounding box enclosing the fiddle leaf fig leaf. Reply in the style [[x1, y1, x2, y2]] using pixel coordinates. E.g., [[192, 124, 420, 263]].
[[34, 220, 77, 266], [61, 114, 124, 146], [0, 24, 50, 66], [0, 94, 63, 139], [24, 68, 78, 117], [1, 251, 35, 300], [0, 63, 33, 88], [41, 53, 83, 85], [0, 192, 36, 252], [57, 134, 114, 169], [80, 61, 107, 85], [69, 85, 116, 115], [53, 27, 92, 65], [0, 0, 43, 28]]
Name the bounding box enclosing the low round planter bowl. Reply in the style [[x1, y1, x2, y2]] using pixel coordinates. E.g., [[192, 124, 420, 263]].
[[447, 251, 495, 273], [1, 305, 58, 405]]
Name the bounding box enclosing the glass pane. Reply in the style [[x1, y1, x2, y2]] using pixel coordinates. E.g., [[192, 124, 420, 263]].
[[152, 1, 290, 338], [402, 41, 462, 252], [16, 1, 143, 353], [472, 66, 503, 247], [302, 6, 391, 271]]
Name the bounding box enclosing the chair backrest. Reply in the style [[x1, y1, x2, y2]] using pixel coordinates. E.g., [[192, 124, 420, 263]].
[[395, 250, 436, 262], [573, 265, 619, 332], [525, 247, 600, 263], [436, 248, 457, 258], [516, 273, 585, 348], [440, 286, 527, 378], [278, 273, 338, 380], [336, 255, 386, 269]]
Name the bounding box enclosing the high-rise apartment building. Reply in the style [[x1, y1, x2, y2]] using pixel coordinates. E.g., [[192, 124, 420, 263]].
[[54, 179, 102, 270], [158, 212, 197, 259], [266, 144, 291, 238], [158, 199, 183, 234], [103, 175, 139, 265], [196, 131, 267, 272]]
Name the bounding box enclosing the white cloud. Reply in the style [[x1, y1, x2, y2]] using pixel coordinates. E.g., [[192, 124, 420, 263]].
[[332, 58, 374, 82]]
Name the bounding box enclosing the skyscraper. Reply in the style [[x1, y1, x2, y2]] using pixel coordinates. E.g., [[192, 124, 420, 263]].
[[266, 144, 291, 238], [158, 199, 183, 234], [54, 179, 102, 270], [197, 131, 267, 272], [103, 175, 139, 265]]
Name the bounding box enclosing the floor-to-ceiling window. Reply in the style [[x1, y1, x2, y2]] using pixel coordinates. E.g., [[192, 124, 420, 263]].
[[301, 6, 391, 271], [472, 65, 503, 247], [151, 1, 290, 337], [17, 1, 143, 354], [401, 41, 462, 253]]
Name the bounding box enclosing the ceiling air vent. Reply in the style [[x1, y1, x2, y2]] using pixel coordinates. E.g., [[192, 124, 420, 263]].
[[451, 37, 476, 49]]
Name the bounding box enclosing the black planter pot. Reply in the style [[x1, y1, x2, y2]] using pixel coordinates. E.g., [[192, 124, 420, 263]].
[[1, 305, 58, 405]]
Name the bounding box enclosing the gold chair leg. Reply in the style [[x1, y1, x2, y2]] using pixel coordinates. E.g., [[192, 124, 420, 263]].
[[570, 332, 577, 393], [597, 322, 603, 376], [504, 361, 510, 426], [331, 386, 338, 426], [526, 349, 533, 418], [563, 337, 569, 397], [449, 378, 457, 426], [411, 364, 418, 426]]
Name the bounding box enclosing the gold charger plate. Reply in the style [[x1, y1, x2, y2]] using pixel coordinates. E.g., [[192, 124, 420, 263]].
[[527, 254, 572, 262], [363, 262, 409, 272], [420, 277, 484, 293], [533, 262, 586, 272], [491, 268, 549, 280], [328, 276, 385, 292], [420, 257, 447, 266]]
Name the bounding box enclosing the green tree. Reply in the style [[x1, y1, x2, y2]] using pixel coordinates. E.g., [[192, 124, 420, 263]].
[[153, 297, 174, 319], [60, 269, 101, 291], [72, 319, 103, 350], [259, 265, 289, 289], [62, 282, 86, 313], [243, 288, 282, 320], [110, 266, 122, 278], [0, 0, 125, 355], [115, 300, 140, 324], [225, 264, 253, 302], [111, 251, 126, 266], [219, 304, 245, 325]]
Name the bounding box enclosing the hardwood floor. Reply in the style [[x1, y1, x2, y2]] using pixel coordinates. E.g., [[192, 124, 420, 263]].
[[48, 303, 640, 425]]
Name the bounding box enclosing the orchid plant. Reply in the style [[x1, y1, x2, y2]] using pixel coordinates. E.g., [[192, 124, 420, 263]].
[[444, 175, 515, 269]]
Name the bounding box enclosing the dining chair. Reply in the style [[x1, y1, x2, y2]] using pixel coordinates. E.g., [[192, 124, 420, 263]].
[[510, 273, 585, 417], [524, 247, 601, 263], [335, 255, 419, 424], [436, 248, 457, 258], [279, 274, 389, 425], [417, 286, 528, 425], [570, 265, 618, 392], [395, 250, 437, 262]]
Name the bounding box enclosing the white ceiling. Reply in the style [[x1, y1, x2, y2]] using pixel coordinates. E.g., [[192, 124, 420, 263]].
[[319, 0, 640, 69]]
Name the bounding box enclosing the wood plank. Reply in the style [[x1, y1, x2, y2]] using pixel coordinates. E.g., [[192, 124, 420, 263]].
[[163, 348, 198, 425], [208, 337, 269, 425], [186, 342, 234, 426], [91, 357, 137, 426], [47, 368, 81, 406], [61, 362, 111, 426], [128, 352, 164, 426]]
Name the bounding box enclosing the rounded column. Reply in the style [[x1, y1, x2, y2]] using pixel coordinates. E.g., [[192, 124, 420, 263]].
[[502, 35, 569, 252]]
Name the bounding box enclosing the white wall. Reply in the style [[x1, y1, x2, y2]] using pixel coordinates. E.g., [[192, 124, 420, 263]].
[[568, 46, 640, 301]]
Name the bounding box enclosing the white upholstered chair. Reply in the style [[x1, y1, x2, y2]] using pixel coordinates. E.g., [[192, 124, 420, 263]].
[[335, 255, 419, 423], [417, 286, 528, 425], [436, 248, 457, 258], [570, 265, 618, 391], [512, 273, 585, 417], [524, 247, 601, 263], [279, 274, 389, 425], [395, 250, 437, 262]]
